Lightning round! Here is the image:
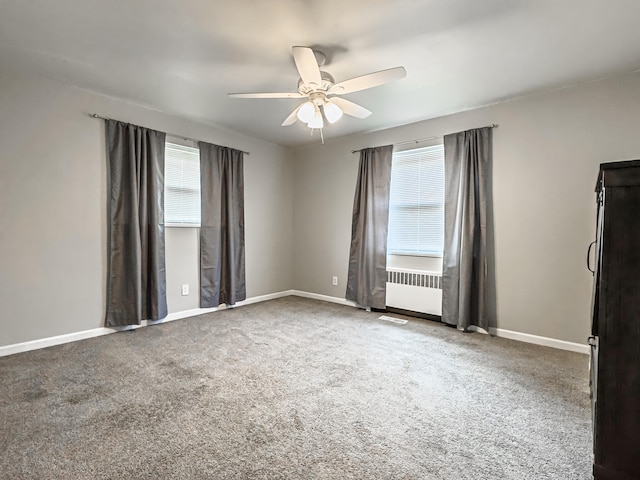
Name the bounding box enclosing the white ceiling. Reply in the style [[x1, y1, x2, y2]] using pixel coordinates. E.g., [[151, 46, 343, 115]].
[[1, 0, 640, 148]]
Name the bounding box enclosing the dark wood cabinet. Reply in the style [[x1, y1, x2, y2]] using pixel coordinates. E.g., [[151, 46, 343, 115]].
[[590, 160, 640, 480]]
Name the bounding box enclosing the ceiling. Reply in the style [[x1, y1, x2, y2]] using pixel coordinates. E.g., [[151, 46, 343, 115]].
[[1, 0, 640, 148]]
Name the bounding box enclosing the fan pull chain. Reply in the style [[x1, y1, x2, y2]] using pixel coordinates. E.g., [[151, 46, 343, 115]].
[[309, 127, 325, 144]]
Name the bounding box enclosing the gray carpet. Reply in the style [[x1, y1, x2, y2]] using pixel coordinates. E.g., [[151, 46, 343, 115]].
[[0, 296, 592, 479]]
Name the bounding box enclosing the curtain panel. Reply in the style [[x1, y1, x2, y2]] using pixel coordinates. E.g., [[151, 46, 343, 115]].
[[199, 142, 246, 307], [345, 145, 393, 309], [442, 127, 492, 330], [105, 119, 167, 327]]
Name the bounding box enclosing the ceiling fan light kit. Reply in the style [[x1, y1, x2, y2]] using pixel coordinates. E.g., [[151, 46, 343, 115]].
[[307, 107, 324, 129], [228, 46, 406, 138], [296, 101, 315, 124], [323, 101, 343, 124]]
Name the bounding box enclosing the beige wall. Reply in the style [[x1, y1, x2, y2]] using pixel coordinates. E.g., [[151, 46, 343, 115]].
[[3, 70, 640, 349], [292, 72, 640, 344], [165, 228, 200, 313], [0, 73, 293, 347]]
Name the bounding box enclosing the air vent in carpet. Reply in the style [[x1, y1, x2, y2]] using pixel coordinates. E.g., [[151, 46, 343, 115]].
[[378, 315, 408, 325]]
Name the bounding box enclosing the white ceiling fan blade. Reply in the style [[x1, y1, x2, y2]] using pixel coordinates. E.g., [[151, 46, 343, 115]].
[[328, 97, 371, 119], [228, 92, 304, 99], [292, 46, 322, 87], [328, 67, 406, 95], [281, 104, 303, 126]]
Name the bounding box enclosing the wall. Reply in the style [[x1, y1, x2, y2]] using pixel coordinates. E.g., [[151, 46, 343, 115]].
[[0, 73, 293, 347], [165, 227, 200, 313], [292, 72, 640, 345], [3, 70, 639, 350]]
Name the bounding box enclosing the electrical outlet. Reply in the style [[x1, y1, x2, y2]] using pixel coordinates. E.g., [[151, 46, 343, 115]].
[[181, 284, 189, 296], [332, 276, 338, 286]]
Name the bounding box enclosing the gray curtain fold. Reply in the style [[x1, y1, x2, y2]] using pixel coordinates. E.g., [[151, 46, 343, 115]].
[[105, 119, 167, 327], [345, 145, 393, 309], [199, 142, 246, 308], [442, 127, 492, 330]]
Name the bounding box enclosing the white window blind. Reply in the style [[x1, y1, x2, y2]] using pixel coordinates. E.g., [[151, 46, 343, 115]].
[[164, 142, 201, 226], [387, 144, 445, 256]]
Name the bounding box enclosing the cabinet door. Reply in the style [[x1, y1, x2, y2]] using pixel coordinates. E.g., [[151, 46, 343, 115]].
[[594, 184, 640, 476]]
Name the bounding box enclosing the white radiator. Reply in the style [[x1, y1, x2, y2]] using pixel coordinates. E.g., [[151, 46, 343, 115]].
[[386, 268, 442, 316]]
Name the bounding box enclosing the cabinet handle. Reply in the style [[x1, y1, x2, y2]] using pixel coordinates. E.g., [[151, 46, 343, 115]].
[[587, 241, 596, 273]]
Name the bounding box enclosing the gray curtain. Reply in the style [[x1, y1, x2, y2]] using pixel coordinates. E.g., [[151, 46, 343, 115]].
[[442, 127, 492, 330], [345, 145, 393, 309], [199, 142, 246, 307], [105, 120, 167, 327]]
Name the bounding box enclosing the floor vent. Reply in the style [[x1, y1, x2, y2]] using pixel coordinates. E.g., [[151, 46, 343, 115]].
[[378, 315, 408, 325]]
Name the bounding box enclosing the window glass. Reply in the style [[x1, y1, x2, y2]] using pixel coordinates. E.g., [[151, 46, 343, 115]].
[[387, 144, 445, 256], [165, 142, 200, 226]]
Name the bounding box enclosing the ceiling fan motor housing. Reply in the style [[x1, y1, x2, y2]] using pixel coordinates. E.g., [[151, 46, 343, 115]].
[[298, 71, 335, 96], [309, 92, 328, 106]]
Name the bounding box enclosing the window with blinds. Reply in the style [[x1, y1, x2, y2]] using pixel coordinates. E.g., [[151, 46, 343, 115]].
[[387, 144, 445, 256], [164, 142, 201, 226]]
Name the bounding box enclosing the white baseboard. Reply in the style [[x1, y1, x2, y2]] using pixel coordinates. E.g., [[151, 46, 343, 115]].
[[468, 325, 589, 354], [163, 290, 295, 322], [291, 290, 590, 354], [290, 290, 357, 307], [289, 290, 589, 354], [0, 290, 293, 358], [0, 289, 589, 357], [240, 290, 296, 306], [0, 327, 115, 358]]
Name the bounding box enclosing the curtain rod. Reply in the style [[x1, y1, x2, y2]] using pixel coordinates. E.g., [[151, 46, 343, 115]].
[[89, 114, 250, 155], [351, 123, 498, 154]]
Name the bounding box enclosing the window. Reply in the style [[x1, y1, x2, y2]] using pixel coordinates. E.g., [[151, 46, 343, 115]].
[[387, 144, 445, 257], [164, 142, 201, 226]]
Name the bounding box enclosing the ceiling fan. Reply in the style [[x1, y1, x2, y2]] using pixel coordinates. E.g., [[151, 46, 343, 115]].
[[228, 46, 406, 131]]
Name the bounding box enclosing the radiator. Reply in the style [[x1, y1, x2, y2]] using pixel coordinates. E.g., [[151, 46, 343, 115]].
[[386, 268, 442, 316]]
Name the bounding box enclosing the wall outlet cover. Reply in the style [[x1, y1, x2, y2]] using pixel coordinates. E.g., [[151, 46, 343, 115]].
[[181, 284, 189, 296]]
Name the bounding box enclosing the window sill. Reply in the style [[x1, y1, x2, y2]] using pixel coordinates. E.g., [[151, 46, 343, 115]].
[[388, 252, 443, 259], [166, 223, 200, 228]]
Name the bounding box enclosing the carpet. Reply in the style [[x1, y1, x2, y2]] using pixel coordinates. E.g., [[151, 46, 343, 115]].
[[0, 296, 592, 479]]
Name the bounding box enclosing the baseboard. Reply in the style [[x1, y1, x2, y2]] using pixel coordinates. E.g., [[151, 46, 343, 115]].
[[0, 289, 589, 357], [240, 290, 296, 306], [290, 290, 357, 307], [0, 290, 293, 358], [0, 327, 115, 358], [290, 291, 588, 354], [162, 290, 296, 321], [468, 325, 589, 354]]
